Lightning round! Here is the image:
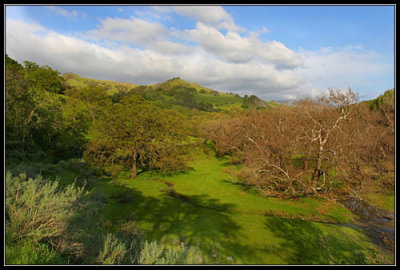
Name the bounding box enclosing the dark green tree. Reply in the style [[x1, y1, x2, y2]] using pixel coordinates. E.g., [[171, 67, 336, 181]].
[[6, 56, 89, 159]]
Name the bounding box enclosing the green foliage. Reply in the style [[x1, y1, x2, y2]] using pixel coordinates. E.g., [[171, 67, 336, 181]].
[[5, 170, 143, 265], [6, 237, 64, 265], [368, 89, 394, 111], [96, 233, 128, 264], [24, 60, 67, 94], [139, 241, 203, 264], [64, 85, 111, 122], [84, 94, 189, 177], [6, 160, 55, 179], [242, 94, 270, 109], [6, 56, 89, 160]]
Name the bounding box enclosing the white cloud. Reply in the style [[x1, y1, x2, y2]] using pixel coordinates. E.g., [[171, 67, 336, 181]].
[[47, 6, 82, 20], [88, 16, 169, 46], [173, 6, 245, 32], [6, 18, 309, 100], [185, 22, 303, 68], [297, 46, 394, 92], [6, 16, 392, 102]]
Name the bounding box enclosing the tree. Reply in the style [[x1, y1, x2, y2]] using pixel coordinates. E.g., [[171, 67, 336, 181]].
[[84, 95, 188, 178], [294, 88, 359, 193], [203, 88, 361, 197], [24, 61, 67, 94], [6, 56, 89, 159], [5, 55, 31, 148], [64, 86, 111, 122], [203, 106, 308, 197]]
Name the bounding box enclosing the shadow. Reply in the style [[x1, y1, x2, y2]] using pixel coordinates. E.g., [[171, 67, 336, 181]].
[[221, 179, 260, 194], [62, 181, 142, 264], [264, 216, 372, 265], [127, 188, 262, 264]]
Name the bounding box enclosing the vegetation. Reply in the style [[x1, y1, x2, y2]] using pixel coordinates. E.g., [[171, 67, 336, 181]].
[[5, 55, 394, 265], [84, 95, 189, 178]]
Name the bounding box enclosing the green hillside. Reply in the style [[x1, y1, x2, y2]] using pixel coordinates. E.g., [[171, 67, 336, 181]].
[[63, 72, 137, 95], [63, 74, 277, 112]]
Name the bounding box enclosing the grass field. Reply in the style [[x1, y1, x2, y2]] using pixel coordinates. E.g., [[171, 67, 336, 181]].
[[93, 148, 382, 264]]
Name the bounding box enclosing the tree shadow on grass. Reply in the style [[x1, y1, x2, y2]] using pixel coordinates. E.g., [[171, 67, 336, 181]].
[[127, 189, 263, 264], [264, 216, 371, 265]]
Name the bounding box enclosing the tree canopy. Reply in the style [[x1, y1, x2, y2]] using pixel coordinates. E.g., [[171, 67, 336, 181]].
[[84, 95, 189, 178]]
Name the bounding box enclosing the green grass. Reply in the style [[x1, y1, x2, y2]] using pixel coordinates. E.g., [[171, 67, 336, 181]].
[[362, 192, 394, 212], [98, 148, 382, 264]]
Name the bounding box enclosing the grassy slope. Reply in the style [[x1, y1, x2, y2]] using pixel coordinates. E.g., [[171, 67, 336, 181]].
[[97, 148, 378, 264], [63, 73, 137, 95]]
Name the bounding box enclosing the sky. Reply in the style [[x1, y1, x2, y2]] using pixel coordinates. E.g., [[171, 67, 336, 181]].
[[5, 5, 395, 101]]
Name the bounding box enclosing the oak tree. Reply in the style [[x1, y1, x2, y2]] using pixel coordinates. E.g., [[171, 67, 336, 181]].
[[84, 95, 188, 178]]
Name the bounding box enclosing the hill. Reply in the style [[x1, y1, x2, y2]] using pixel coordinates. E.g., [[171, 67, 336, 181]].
[[63, 74, 278, 112]]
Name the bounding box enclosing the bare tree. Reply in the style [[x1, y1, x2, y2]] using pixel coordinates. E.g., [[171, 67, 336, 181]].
[[295, 88, 358, 194]]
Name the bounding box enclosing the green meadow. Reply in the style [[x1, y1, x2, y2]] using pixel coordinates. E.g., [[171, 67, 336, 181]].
[[95, 148, 381, 264]]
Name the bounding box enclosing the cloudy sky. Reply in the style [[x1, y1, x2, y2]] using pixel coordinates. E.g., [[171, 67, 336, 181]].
[[5, 5, 394, 101]]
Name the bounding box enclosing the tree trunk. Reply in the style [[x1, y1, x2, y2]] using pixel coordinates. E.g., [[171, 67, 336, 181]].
[[132, 150, 137, 178], [312, 148, 323, 190]]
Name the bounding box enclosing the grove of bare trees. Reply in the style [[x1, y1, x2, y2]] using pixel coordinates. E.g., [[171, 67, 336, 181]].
[[203, 88, 394, 198]]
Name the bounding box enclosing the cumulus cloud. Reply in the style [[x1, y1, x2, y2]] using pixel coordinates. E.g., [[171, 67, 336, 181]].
[[88, 16, 169, 46], [6, 18, 310, 100], [173, 6, 245, 32], [185, 22, 303, 68], [6, 13, 392, 102]]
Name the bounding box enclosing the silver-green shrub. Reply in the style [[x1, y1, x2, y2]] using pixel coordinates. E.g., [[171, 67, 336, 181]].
[[96, 233, 128, 264], [6, 171, 84, 243], [139, 241, 203, 265]]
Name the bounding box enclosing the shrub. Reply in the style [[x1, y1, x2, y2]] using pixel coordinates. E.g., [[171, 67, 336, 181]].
[[6, 238, 64, 265], [5, 172, 84, 244], [139, 241, 203, 264], [96, 233, 128, 264]]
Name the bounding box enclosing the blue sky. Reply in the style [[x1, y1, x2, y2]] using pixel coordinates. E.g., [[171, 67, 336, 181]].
[[5, 5, 394, 101]]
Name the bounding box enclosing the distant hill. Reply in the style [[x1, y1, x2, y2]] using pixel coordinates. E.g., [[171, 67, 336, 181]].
[[63, 73, 277, 113]]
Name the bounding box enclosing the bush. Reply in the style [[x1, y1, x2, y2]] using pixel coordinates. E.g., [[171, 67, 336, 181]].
[[139, 241, 203, 264], [6, 161, 56, 179], [6, 172, 84, 244], [6, 238, 64, 265], [96, 233, 128, 264]]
